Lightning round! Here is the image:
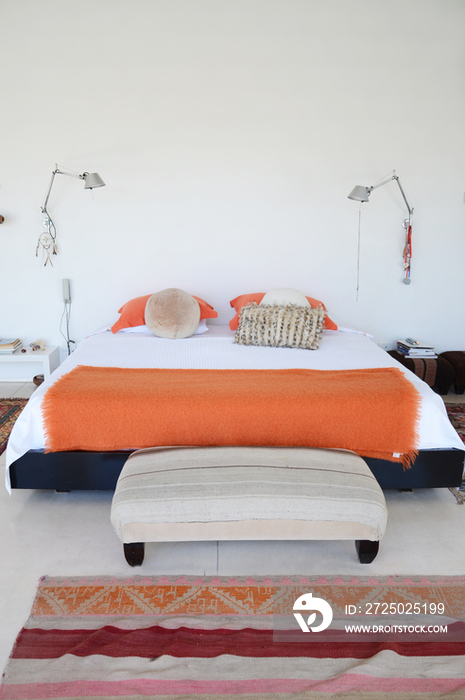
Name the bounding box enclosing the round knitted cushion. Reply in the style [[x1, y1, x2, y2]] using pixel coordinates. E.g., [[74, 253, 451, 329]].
[[145, 288, 200, 339]]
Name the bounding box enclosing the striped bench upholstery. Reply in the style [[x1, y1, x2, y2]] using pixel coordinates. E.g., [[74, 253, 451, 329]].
[[110, 446, 388, 565]]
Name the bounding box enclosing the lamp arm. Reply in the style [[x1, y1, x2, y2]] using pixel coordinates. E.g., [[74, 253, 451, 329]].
[[368, 171, 413, 217], [55, 167, 84, 181], [394, 176, 414, 217], [41, 169, 58, 212], [369, 172, 398, 192], [41, 167, 85, 212]]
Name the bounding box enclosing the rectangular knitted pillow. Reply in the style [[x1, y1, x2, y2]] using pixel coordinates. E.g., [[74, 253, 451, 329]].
[[234, 303, 326, 350]]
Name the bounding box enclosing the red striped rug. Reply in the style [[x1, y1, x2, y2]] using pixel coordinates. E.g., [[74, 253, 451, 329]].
[[1, 575, 464, 699]]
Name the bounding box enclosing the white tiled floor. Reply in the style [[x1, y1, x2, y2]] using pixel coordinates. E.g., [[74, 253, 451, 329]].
[[1, 382, 464, 673], [0, 381, 37, 400]]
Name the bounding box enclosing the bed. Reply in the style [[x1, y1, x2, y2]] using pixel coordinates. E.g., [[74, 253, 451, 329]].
[[5, 324, 464, 493]]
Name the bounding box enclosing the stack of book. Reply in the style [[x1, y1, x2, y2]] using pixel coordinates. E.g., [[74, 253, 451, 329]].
[[0, 338, 22, 354], [397, 339, 436, 359]]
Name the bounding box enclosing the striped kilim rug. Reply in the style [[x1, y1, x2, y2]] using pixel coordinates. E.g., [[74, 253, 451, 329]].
[[1, 575, 465, 698], [0, 398, 27, 456]]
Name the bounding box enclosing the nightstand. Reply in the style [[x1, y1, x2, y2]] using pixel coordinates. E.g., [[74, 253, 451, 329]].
[[0, 346, 60, 382]]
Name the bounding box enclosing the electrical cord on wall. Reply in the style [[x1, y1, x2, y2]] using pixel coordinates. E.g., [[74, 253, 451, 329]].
[[356, 202, 362, 302], [60, 301, 75, 355]]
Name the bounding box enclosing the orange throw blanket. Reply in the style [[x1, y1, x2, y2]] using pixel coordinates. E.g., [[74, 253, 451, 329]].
[[42, 365, 420, 466]]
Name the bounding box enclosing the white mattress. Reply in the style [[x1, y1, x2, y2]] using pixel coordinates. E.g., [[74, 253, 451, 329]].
[[5, 325, 464, 491]]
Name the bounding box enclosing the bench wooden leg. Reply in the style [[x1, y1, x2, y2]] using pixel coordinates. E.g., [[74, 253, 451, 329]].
[[355, 539, 379, 564], [124, 542, 145, 567]]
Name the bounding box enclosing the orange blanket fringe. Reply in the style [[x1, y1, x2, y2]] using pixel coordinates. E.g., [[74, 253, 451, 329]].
[[42, 365, 421, 466]]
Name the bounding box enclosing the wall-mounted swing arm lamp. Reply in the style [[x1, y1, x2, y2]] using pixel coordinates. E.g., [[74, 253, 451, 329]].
[[348, 170, 414, 285], [37, 164, 105, 266]]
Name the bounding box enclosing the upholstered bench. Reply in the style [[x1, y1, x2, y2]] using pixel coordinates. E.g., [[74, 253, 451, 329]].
[[388, 350, 455, 395], [438, 352, 465, 394], [110, 446, 388, 566]]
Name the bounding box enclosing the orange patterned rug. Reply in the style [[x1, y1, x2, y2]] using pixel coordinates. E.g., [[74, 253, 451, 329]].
[[1, 575, 465, 699]]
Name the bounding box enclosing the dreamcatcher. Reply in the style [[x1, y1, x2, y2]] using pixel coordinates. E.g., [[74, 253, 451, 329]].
[[36, 208, 57, 266]]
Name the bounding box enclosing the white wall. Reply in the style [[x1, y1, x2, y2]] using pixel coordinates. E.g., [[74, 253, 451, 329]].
[[1, 0, 465, 355]]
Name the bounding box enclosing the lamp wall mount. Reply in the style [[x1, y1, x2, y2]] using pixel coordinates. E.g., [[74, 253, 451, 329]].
[[37, 164, 105, 266]]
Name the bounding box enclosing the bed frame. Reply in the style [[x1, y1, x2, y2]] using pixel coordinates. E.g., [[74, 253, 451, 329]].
[[8, 448, 464, 492]]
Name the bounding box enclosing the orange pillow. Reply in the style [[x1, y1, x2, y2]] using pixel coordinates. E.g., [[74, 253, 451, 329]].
[[193, 295, 218, 321], [112, 293, 218, 334], [229, 292, 337, 331]]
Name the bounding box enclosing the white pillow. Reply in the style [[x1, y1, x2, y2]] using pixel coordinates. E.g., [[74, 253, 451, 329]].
[[117, 324, 154, 335], [119, 319, 209, 336], [194, 319, 209, 335], [260, 288, 310, 307]]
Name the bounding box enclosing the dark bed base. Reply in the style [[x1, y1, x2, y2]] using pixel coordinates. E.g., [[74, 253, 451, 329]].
[[8, 448, 464, 491]]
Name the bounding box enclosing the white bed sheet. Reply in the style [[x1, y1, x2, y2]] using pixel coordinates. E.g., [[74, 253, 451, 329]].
[[5, 326, 464, 491]]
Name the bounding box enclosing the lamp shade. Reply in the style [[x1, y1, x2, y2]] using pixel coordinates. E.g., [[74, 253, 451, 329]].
[[348, 185, 370, 202], [83, 172, 105, 189]]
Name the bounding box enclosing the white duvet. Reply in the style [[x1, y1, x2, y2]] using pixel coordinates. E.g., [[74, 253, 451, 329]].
[[5, 326, 464, 491]]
